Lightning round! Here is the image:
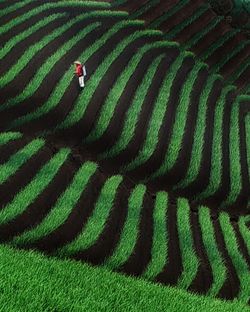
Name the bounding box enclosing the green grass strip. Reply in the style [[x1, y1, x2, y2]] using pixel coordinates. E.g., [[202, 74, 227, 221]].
[[85, 41, 172, 143], [219, 212, 250, 303], [221, 95, 241, 207], [199, 207, 227, 296], [0, 0, 35, 18], [99, 55, 164, 160], [124, 53, 189, 172], [165, 5, 208, 41], [149, 0, 189, 28], [200, 29, 239, 60], [0, 138, 44, 185], [57, 175, 123, 256], [146, 62, 205, 180], [0, 244, 249, 312], [184, 16, 223, 49], [174, 75, 221, 190], [8, 19, 143, 130], [12, 161, 97, 246], [104, 184, 146, 269], [60, 0, 110, 8], [0, 13, 65, 60], [58, 27, 162, 130], [196, 86, 236, 201], [0, 148, 70, 224], [0, 1, 110, 36], [177, 198, 199, 289], [0, 132, 22, 145], [143, 191, 168, 280], [238, 215, 250, 260], [3, 20, 100, 113]]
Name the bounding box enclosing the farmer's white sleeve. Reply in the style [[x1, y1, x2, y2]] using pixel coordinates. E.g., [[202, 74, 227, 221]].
[[83, 65, 87, 76]]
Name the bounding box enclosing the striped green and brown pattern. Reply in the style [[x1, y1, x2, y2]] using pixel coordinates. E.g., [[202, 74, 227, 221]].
[[0, 0, 249, 305], [0, 132, 248, 303]]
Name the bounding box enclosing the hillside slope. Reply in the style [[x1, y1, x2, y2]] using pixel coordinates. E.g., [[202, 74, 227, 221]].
[[0, 0, 249, 309]]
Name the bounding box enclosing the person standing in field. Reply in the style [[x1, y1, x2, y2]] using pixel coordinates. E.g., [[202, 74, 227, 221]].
[[74, 61, 87, 88]]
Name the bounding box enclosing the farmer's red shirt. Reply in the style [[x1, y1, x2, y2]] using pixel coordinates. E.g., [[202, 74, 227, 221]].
[[75, 64, 83, 77]]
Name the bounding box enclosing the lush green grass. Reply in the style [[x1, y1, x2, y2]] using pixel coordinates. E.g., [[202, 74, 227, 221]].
[[0, 243, 250, 312]]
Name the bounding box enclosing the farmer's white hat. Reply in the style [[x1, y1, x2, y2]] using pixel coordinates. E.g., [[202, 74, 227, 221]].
[[74, 60, 82, 65]]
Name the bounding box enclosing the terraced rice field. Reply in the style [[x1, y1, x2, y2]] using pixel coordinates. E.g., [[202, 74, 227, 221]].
[[0, 0, 249, 310]]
